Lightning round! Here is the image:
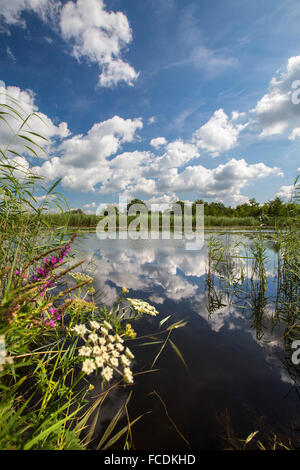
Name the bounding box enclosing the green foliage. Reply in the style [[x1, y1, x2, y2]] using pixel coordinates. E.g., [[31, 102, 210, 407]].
[[41, 194, 299, 229], [126, 198, 148, 214], [0, 93, 188, 450]]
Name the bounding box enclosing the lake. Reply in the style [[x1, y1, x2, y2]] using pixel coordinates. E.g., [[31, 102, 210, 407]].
[[73, 230, 300, 450]]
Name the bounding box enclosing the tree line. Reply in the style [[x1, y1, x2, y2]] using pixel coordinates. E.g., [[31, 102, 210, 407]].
[[125, 197, 299, 218]]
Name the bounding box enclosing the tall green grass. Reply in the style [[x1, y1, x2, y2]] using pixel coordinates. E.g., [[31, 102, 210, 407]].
[[43, 213, 289, 229], [206, 178, 300, 448], [0, 92, 188, 450]]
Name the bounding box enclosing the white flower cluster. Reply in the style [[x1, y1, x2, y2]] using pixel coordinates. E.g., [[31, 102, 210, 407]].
[[71, 320, 134, 383], [0, 335, 13, 371], [70, 272, 93, 284], [126, 298, 159, 317]]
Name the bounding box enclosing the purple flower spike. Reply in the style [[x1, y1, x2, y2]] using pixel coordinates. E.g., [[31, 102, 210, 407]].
[[30, 240, 73, 291]]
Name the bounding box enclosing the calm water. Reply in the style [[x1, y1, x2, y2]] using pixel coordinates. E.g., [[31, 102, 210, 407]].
[[73, 231, 300, 450]]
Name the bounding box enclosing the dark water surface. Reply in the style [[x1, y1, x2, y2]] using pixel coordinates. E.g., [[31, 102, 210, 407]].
[[74, 231, 299, 450]]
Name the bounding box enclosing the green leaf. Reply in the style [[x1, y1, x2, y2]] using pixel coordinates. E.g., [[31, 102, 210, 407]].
[[102, 413, 150, 450], [244, 430, 259, 445], [24, 131, 48, 142], [24, 407, 80, 450], [47, 178, 62, 195], [168, 339, 188, 371]]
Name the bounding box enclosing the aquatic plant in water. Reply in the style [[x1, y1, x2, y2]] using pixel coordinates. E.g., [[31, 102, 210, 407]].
[[0, 91, 188, 450]]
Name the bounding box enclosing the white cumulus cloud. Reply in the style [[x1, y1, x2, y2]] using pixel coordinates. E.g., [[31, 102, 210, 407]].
[[155, 158, 282, 204], [253, 55, 300, 137], [0, 84, 70, 157], [0, 0, 55, 28], [60, 0, 139, 87], [192, 109, 247, 157], [150, 137, 168, 149], [34, 116, 143, 191], [0, 0, 138, 88], [275, 185, 296, 201]]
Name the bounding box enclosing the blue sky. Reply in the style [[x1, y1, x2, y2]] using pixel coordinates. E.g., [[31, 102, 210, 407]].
[[0, 0, 300, 211]]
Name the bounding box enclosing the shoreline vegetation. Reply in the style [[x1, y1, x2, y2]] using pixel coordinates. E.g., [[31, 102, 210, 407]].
[[0, 93, 188, 450], [42, 213, 298, 230], [206, 217, 300, 450], [0, 93, 299, 450], [42, 196, 299, 230]]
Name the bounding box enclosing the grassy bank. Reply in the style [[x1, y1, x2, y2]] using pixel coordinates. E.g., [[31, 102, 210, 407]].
[[42, 212, 293, 230], [0, 94, 186, 450]]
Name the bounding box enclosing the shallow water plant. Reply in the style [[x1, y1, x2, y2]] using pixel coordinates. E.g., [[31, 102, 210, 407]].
[[0, 92, 189, 450]]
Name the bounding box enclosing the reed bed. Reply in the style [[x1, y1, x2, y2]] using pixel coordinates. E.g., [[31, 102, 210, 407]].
[[0, 93, 187, 450], [42, 212, 290, 230], [206, 183, 300, 449]]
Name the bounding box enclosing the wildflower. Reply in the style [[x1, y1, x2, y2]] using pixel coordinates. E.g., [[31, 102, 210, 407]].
[[103, 320, 112, 330], [89, 333, 98, 344], [78, 346, 92, 357], [126, 298, 159, 316], [111, 349, 120, 358], [70, 272, 93, 284], [0, 335, 6, 368], [114, 334, 124, 344], [49, 320, 55, 328], [31, 241, 73, 285], [110, 357, 119, 368], [72, 324, 89, 336], [102, 366, 113, 382], [102, 352, 110, 362], [125, 323, 136, 339], [95, 356, 105, 368], [100, 327, 109, 336], [0, 336, 14, 370], [125, 347, 134, 360], [93, 345, 102, 355], [107, 334, 115, 343], [71, 298, 96, 313], [90, 320, 100, 330], [123, 367, 134, 384], [74, 314, 135, 385], [122, 287, 129, 294], [121, 355, 131, 367], [116, 343, 124, 352], [82, 359, 96, 375]]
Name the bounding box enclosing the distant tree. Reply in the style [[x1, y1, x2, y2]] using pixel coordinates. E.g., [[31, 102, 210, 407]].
[[206, 201, 226, 217], [127, 198, 148, 214], [249, 198, 259, 207], [66, 208, 83, 214], [266, 197, 286, 217], [192, 199, 203, 216], [285, 202, 299, 218], [101, 205, 119, 216], [169, 201, 185, 215]]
